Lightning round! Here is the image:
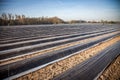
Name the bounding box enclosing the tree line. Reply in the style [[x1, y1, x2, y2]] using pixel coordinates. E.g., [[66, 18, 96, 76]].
[[0, 13, 119, 26], [0, 13, 65, 26]]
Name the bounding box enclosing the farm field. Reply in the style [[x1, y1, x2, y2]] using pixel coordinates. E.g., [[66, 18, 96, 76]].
[[0, 23, 120, 80]]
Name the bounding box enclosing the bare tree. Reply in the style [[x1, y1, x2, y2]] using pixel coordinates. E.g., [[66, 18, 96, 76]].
[[1, 13, 8, 20], [8, 13, 12, 20]]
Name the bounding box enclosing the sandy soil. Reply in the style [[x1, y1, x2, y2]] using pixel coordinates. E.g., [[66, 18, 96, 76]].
[[98, 56, 120, 80], [14, 36, 120, 80]]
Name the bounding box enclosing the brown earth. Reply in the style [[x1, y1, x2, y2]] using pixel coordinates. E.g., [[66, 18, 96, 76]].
[[98, 55, 120, 80]]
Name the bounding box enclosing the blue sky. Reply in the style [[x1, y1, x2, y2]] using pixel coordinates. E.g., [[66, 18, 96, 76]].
[[0, 0, 120, 21]]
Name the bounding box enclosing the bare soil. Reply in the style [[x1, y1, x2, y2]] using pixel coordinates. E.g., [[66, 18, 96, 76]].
[[98, 56, 120, 80]]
